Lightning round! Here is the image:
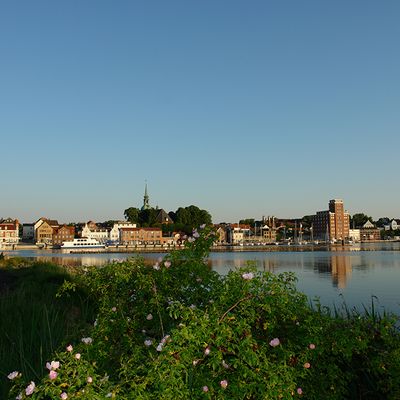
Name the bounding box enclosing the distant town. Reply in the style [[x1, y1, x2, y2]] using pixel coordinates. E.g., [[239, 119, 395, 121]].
[[1, 186, 400, 250]]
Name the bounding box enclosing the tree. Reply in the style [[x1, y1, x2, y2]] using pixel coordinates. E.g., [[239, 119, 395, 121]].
[[124, 207, 140, 224], [376, 217, 390, 228], [239, 219, 255, 226], [174, 205, 212, 230], [138, 208, 158, 227], [350, 213, 373, 228]]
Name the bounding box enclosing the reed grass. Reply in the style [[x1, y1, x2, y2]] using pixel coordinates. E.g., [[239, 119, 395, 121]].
[[0, 262, 96, 398]]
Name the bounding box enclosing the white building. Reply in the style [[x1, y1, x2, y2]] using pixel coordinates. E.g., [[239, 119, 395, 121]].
[[232, 227, 244, 244], [0, 218, 20, 246], [384, 219, 400, 231], [349, 229, 360, 242], [81, 223, 109, 243], [109, 222, 137, 243]]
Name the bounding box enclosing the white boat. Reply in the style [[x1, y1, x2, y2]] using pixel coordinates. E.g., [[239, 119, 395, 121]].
[[60, 238, 105, 249]]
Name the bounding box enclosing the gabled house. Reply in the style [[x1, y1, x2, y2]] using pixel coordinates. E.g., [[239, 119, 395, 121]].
[[261, 216, 277, 243], [0, 218, 20, 245], [36, 220, 56, 244], [81, 221, 109, 243], [34, 218, 59, 242], [155, 209, 174, 225], [214, 225, 228, 244], [385, 219, 400, 231], [360, 220, 381, 242], [52, 225, 75, 246]]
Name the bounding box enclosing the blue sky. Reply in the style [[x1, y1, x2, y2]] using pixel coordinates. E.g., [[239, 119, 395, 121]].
[[1, 1, 399, 223]]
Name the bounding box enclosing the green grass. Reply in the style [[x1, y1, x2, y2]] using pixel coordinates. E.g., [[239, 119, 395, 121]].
[[0, 261, 96, 399]]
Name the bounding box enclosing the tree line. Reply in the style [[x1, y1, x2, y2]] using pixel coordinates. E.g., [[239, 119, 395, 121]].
[[123, 205, 212, 235]]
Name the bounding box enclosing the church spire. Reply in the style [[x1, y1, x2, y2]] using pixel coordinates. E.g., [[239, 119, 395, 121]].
[[142, 181, 150, 211]]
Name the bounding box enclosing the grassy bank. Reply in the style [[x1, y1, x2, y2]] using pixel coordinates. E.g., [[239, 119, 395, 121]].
[[0, 258, 96, 399]]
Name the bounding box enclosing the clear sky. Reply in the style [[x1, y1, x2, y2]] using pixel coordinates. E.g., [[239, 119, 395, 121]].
[[1, 1, 399, 223]]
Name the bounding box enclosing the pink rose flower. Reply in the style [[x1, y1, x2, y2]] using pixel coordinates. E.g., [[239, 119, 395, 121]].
[[269, 338, 280, 347], [297, 387, 303, 395], [87, 376, 93, 383], [75, 353, 81, 360], [304, 362, 311, 369], [202, 386, 209, 392], [242, 272, 254, 280], [220, 380, 228, 389], [164, 261, 171, 268], [25, 381, 35, 396], [46, 361, 60, 370], [49, 370, 58, 380], [66, 345, 73, 352], [61, 392, 68, 399], [204, 347, 211, 355], [146, 313, 153, 321], [309, 343, 316, 350], [7, 371, 19, 380]]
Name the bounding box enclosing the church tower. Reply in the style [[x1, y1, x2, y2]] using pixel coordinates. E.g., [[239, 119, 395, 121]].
[[141, 182, 151, 211]]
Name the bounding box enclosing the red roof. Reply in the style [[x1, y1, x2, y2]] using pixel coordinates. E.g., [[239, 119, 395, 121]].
[[0, 224, 17, 230], [120, 227, 162, 232]]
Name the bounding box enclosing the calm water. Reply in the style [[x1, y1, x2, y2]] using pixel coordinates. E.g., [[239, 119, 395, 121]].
[[4, 242, 400, 316]]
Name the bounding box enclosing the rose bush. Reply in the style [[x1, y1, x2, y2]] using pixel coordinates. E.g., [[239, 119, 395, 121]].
[[8, 227, 400, 399]]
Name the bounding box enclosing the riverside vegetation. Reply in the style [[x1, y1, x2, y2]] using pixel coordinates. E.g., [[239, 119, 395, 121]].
[[2, 227, 400, 399]]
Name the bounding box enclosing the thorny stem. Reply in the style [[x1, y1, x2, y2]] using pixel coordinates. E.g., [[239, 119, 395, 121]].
[[219, 294, 253, 323]]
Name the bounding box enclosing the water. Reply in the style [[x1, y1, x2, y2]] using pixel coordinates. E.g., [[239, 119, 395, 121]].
[[4, 242, 400, 316]]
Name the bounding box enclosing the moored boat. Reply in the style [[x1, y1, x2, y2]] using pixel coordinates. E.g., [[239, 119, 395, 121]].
[[60, 238, 105, 249]]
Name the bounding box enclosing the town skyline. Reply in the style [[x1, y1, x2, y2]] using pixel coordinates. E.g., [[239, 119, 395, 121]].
[[1, 1, 399, 222], [0, 189, 398, 225]]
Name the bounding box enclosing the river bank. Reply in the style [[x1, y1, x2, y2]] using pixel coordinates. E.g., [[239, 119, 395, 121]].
[[3, 240, 400, 255]]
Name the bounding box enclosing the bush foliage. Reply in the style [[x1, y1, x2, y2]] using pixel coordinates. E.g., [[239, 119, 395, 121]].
[[6, 227, 400, 399]]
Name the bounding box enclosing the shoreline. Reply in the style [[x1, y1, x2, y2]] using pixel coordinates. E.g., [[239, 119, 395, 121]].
[[1, 240, 399, 255]]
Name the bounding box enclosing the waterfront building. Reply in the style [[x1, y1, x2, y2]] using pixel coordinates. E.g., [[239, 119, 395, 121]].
[[52, 225, 75, 246], [225, 224, 250, 244], [36, 220, 56, 244], [34, 218, 59, 242], [312, 199, 350, 242], [261, 216, 277, 243], [0, 218, 20, 245], [81, 221, 109, 243], [349, 229, 361, 242], [109, 222, 137, 243], [214, 225, 228, 244], [359, 220, 381, 241], [22, 223, 34, 241], [120, 227, 163, 245], [384, 219, 400, 231]]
